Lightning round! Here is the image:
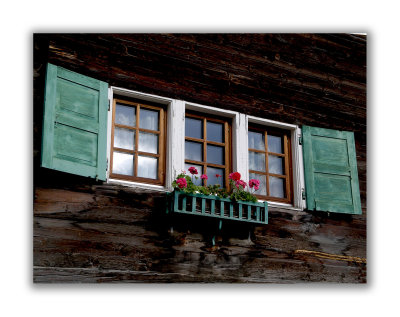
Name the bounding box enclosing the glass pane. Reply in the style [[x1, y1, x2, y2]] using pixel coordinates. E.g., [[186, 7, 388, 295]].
[[269, 176, 285, 198], [185, 141, 203, 161], [185, 117, 203, 139], [115, 104, 135, 127], [137, 156, 158, 179], [249, 151, 266, 172], [113, 152, 134, 176], [268, 135, 283, 154], [248, 131, 265, 150], [140, 108, 159, 131], [207, 145, 224, 165], [207, 167, 224, 187], [114, 127, 135, 150], [139, 132, 158, 154], [207, 121, 223, 143], [249, 173, 267, 196], [184, 163, 203, 186], [268, 155, 284, 175]]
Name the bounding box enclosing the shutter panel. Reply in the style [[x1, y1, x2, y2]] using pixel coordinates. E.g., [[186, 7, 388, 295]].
[[302, 125, 361, 214], [41, 63, 108, 181]]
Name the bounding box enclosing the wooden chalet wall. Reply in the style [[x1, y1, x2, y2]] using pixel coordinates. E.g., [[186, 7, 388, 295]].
[[33, 34, 367, 283]]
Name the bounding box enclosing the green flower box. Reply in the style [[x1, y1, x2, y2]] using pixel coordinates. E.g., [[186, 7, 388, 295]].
[[167, 190, 268, 225]]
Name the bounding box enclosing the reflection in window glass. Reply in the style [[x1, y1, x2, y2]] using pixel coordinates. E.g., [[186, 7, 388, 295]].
[[184, 163, 203, 186], [139, 132, 158, 154], [268, 135, 283, 154], [207, 145, 224, 165], [248, 131, 265, 150], [115, 104, 135, 126], [207, 167, 224, 187], [113, 152, 134, 176], [137, 156, 158, 179], [140, 108, 159, 131], [249, 173, 267, 196], [185, 117, 203, 139], [268, 155, 284, 174], [185, 141, 203, 161], [207, 121, 223, 143], [249, 152, 266, 172], [269, 176, 285, 198], [114, 128, 135, 150]]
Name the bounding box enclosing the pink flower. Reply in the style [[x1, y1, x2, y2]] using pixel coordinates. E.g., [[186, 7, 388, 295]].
[[215, 174, 222, 178], [200, 174, 208, 180], [176, 177, 187, 189], [229, 172, 241, 181], [188, 166, 198, 175], [249, 179, 260, 191], [235, 179, 247, 189]]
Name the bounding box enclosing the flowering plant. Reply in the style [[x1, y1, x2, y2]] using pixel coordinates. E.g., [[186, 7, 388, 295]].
[[228, 172, 258, 203], [172, 167, 260, 202]]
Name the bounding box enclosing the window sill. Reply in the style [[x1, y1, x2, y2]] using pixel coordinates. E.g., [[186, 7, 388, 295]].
[[107, 178, 170, 193], [260, 200, 303, 213]]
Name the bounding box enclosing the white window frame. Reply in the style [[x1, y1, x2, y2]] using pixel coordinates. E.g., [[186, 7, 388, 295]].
[[106, 86, 174, 192], [184, 101, 241, 184], [106, 86, 306, 211]]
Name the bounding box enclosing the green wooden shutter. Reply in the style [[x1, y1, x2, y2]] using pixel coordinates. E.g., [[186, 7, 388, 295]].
[[302, 125, 362, 214], [41, 63, 108, 181]]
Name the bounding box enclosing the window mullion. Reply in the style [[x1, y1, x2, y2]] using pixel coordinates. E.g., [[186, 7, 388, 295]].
[[283, 134, 290, 200], [203, 118, 207, 169], [134, 105, 140, 177], [235, 113, 248, 182], [224, 121, 229, 190], [158, 108, 165, 184], [265, 131, 270, 196]]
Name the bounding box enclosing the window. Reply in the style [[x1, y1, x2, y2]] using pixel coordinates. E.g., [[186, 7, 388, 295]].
[[184, 112, 231, 188], [41, 64, 361, 214], [110, 98, 166, 185], [248, 125, 293, 204]]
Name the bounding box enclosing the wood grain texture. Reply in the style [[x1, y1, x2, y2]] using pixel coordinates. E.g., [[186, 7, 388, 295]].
[[33, 185, 366, 283], [33, 33, 366, 283]]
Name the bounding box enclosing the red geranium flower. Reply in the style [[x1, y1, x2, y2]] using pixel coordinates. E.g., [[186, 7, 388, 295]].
[[229, 172, 241, 181], [215, 174, 222, 178], [188, 166, 198, 175], [200, 174, 208, 180], [176, 177, 187, 189], [235, 179, 247, 189], [249, 179, 260, 191]]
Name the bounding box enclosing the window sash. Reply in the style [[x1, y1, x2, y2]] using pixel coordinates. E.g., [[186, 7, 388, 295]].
[[110, 98, 166, 185], [184, 112, 231, 188], [248, 127, 293, 203]]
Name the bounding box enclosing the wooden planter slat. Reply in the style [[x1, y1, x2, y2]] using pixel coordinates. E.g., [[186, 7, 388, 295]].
[[168, 190, 268, 225]]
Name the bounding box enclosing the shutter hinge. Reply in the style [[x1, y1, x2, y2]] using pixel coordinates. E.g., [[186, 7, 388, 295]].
[[108, 99, 111, 111], [106, 158, 108, 171], [299, 136, 303, 145], [302, 188, 306, 200]]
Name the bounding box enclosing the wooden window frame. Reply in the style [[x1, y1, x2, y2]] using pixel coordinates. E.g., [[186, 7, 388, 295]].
[[109, 98, 167, 185], [185, 112, 232, 188], [248, 125, 293, 204]]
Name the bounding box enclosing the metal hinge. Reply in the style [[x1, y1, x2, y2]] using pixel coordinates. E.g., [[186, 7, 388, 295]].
[[302, 188, 306, 200], [106, 158, 108, 171], [108, 87, 113, 111], [299, 136, 303, 145]]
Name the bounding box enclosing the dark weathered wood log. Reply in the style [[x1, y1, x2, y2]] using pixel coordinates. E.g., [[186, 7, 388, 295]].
[[34, 185, 366, 283]]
